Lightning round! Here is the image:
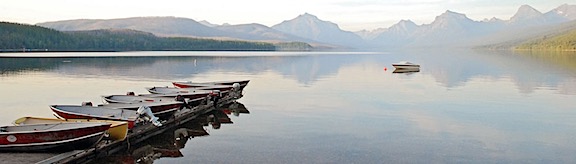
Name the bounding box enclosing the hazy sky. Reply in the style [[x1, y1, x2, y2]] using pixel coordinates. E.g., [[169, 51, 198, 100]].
[[0, 0, 573, 31]]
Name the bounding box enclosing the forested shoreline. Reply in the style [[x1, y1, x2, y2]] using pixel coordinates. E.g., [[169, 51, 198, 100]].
[[515, 28, 576, 51], [0, 22, 280, 52]]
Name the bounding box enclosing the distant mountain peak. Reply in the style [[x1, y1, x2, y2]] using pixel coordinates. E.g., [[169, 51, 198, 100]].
[[441, 10, 466, 17], [293, 13, 323, 23], [272, 13, 364, 47], [398, 19, 416, 25], [300, 13, 317, 18], [444, 10, 459, 15], [436, 10, 471, 21], [390, 19, 418, 31], [380, 19, 419, 38], [519, 4, 541, 13], [482, 17, 504, 22], [511, 5, 543, 20], [550, 4, 576, 19], [295, 13, 318, 20], [429, 10, 474, 29], [508, 4, 547, 25], [277, 13, 338, 29], [199, 20, 218, 27]]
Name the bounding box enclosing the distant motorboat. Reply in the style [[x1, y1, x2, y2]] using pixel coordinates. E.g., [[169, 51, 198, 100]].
[[392, 61, 420, 69]]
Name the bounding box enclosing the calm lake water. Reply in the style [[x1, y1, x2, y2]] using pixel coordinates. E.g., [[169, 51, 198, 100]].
[[1, 50, 576, 163]]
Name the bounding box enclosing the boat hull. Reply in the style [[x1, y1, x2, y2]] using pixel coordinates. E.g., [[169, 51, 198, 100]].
[[392, 65, 420, 69], [172, 80, 249, 89], [13, 117, 128, 141], [102, 95, 175, 104], [0, 123, 109, 152], [140, 91, 210, 100], [146, 87, 213, 97], [100, 102, 182, 115], [392, 61, 420, 70], [50, 105, 137, 129]]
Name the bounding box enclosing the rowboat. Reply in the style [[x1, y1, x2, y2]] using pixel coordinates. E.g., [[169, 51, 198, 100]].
[[172, 80, 250, 89], [139, 90, 212, 100], [102, 95, 205, 108], [102, 94, 177, 104], [50, 105, 139, 129], [0, 122, 110, 152], [13, 117, 128, 141], [147, 87, 221, 94], [99, 101, 183, 115]]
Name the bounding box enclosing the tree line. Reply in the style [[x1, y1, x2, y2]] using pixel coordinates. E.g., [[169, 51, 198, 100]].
[[516, 29, 576, 51], [0, 22, 277, 52]]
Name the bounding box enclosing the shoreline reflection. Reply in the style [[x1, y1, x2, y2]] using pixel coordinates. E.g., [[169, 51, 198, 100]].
[[2, 51, 575, 95]]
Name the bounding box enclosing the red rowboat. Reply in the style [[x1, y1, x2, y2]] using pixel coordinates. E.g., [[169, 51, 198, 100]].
[[172, 80, 249, 89], [0, 122, 110, 152], [139, 89, 212, 99], [147, 86, 223, 94], [13, 117, 128, 141]]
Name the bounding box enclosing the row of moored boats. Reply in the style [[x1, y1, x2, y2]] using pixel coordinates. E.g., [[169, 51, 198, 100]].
[[0, 80, 249, 152]]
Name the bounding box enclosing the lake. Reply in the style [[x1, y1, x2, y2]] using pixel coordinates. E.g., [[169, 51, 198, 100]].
[[1, 50, 576, 163]]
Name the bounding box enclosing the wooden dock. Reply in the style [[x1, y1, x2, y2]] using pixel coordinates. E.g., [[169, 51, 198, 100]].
[[0, 93, 243, 164]]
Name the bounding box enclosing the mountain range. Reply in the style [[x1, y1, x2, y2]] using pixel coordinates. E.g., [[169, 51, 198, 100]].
[[37, 4, 576, 50]]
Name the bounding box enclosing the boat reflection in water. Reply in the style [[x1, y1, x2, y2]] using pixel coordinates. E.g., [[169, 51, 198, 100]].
[[89, 102, 249, 164], [392, 68, 420, 74], [221, 102, 250, 117]]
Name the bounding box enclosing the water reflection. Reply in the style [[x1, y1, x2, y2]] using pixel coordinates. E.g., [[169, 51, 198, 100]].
[[514, 50, 576, 72], [403, 49, 576, 94], [89, 102, 249, 164], [0, 54, 362, 85], [1, 51, 575, 94], [392, 68, 420, 74], [2, 51, 576, 163], [221, 102, 250, 117]]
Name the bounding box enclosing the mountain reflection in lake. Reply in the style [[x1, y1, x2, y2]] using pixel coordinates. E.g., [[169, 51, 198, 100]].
[[1, 50, 576, 163]]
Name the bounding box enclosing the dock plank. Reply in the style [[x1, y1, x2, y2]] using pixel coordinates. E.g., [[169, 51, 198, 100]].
[[0, 153, 56, 164]]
